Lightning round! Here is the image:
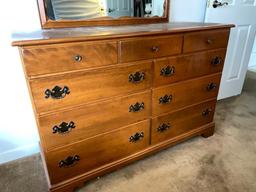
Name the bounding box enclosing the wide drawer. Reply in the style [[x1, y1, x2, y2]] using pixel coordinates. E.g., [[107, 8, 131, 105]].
[[153, 49, 226, 87], [152, 73, 221, 116], [119, 35, 183, 63], [21, 41, 118, 77], [30, 61, 152, 114], [151, 100, 216, 145], [39, 91, 151, 151], [183, 29, 230, 53], [45, 120, 150, 184]]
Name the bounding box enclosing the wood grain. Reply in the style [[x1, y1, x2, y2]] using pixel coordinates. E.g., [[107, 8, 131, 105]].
[[21, 41, 118, 77], [30, 61, 152, 114], [152, 73, 222, 116], [39, 91, 151, 151], [45, 120, 150, 184], [153, 49, 226, 87], [183, 29, 230, 53]]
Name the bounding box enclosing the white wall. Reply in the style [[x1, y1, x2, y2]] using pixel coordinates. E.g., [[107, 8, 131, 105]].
[[0, 0, 41, 164], [170, 0, 207, 22]]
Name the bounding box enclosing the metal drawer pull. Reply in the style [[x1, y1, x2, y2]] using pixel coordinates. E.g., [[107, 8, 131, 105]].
[[157, 123, 171, 132], [74, 55, 82, 62], [59, 155, 80, 168], [207, 39, 213, 44], [45, 86, 70, 99], [129, 72, 145, 83], [211, 57, 223, 65], [151, 46, 160, 52], [52, 121, 75, 134], [159, 95, 173, 105], [160, 66, 175, 77], [207, 83, 217, 91], [129, 102, 145, 112], [202, 108, 213, 117], [129, 132, 144, 143]]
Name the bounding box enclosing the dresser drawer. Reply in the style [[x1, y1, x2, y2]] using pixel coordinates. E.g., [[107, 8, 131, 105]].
[[39, 91, 151, 151], [151, 100, 216, 145], [183, 29, 230, 53], [153, 49, 226, 87], [21, 41, 118, 76], [152, 73, 221, 116], [30, 61, 152, 114], [119, 35, 183, 63], [45, 120, 150, 184]]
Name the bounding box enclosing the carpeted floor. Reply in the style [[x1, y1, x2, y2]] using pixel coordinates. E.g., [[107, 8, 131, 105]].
[[0, 75, 255, 192]]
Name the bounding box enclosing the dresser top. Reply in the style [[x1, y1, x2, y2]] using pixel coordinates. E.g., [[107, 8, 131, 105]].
[[12, 22, 234, 46]]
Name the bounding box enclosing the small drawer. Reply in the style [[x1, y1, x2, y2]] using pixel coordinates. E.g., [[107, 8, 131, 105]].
[[30, 61, 152, 114], [21, 41, 118, 76], [39, 91, 151, 151], [151, 100, 216, 145], [44, 120, 150, 184], [152, 73, 221, 116], [183, 29, 230, 53], [119, 35, 183, 63], [153, 49, 226, 87]]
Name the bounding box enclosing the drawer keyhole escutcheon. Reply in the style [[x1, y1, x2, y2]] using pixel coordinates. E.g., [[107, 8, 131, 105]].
[[59, 155, 80, 168], [157, 123, 171, 132], [129, 72, 145, 83], [202, 108, 213, 117], [151, 46, 160, 52], [129, 132, 144, 143], [207, 83, 217, 91], [160, 66, 175, 77], [211, 57, 223, 65], [159, 95, 173, 105], [45, 86, 70, 99], [207, 39, 213, 45], [74, 55, 83, 62], [52, 121, 76, 134], [129, 102, 145, 112]]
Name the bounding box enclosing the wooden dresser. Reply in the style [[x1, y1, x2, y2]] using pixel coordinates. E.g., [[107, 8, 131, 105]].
[[12, 23, 233, 192]]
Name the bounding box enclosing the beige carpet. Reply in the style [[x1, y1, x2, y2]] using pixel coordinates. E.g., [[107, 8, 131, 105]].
[[0, 77, 255, 192]]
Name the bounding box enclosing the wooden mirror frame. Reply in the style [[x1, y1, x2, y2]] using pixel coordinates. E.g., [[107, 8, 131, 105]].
[[37, 0, 170, 29]]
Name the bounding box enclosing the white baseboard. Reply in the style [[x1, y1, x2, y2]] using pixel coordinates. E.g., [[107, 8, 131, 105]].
[[0, 143, 39, 165]]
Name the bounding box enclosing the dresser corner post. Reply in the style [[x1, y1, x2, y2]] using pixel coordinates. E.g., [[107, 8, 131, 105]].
[[201, 123, 215, 138]]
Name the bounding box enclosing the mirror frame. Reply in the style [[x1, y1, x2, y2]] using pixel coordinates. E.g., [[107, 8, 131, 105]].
[[37, 0, 170, 29]]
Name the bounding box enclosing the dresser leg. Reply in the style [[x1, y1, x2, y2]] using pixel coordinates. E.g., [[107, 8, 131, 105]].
[[201, 126, 215, 138]]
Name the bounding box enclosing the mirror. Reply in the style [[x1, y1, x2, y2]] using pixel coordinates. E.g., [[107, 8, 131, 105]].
[[38, 0, 169, 28]]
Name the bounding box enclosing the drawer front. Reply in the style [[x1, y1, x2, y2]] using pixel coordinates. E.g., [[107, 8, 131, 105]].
[[154, 49, 226, 87], [152, 73, 221, 116], [120, 35, 183, 63], [183, 29, 230, 53], [21, 41, 118, 76], [30, 61, 152, 114], [45, 120, 150, 184], [151, 100, 216, 145], [39, 91, 151, 151]]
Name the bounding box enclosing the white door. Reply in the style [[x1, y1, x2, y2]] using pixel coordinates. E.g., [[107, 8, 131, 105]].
[[107, 0, 133, 18], [205, 0, 256, 99]]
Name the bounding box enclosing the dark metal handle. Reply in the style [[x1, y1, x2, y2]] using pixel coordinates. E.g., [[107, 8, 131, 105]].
[[129, 102, 144, 112], [151, 46, 160, 52], [157, 123, 171, 132], [207, 83, 217, 91], [129, 132, 144, 143], [129, 72, 145, 83], [52, 121, 76, 134], [59, 155, 80, 168], [202, 108, 213, 117], [207, 39, 213, 44], [45, 86, 70, 99], [211, 57, 223, 65], [74, 55, 82, 62], [159, 95, 173, 105], [160, 66, 175, 77], [108, 8, 116, 13], [213, 0, 228, 8]]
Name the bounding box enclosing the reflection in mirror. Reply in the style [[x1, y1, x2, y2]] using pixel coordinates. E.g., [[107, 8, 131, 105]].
[[45, 0, 166, 20]]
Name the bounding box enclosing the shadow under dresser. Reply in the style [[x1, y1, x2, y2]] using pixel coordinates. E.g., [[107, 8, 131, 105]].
[[12, 22, 233, 192]]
